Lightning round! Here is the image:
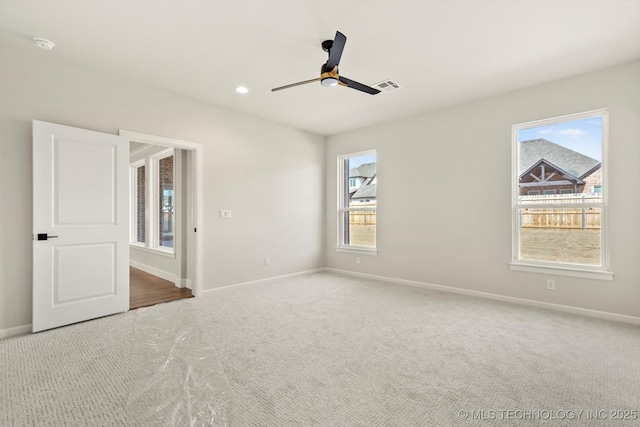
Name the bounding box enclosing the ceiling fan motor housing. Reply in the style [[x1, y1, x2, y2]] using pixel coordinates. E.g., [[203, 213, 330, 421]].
[[320, 63, 339, 87]]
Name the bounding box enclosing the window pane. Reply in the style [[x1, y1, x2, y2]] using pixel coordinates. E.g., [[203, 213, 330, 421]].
[[341, 152, 377, 248], [158, 155, 174, 248], [345, 211, 376, 248], [518, 116, 602, 197], [514, 112, 607, 270], [518, 207, 601, 266], [136, 165, 146, 243]]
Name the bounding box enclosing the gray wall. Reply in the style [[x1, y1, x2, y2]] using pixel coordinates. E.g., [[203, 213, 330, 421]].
[[325, 61, 640, 318], [0, 43, 325, 332]]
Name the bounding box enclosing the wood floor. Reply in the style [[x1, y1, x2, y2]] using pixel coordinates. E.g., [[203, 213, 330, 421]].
[[130, 267, 193, 310]]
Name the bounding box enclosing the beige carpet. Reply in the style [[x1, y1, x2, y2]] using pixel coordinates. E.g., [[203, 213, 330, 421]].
[[2, 271, 639, 426]]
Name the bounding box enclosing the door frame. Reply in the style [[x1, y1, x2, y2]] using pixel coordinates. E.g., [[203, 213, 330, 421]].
[[119, 130, 204, 297]]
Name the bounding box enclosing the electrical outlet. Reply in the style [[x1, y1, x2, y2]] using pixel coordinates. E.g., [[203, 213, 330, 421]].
[[265, 257, 270, 266], [547, 279, 555, 290], [356, 257, 361, 265], [219, 209, 232, 219]]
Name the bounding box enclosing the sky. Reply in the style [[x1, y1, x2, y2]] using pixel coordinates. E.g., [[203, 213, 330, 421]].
[[518, 116, 603, 161]]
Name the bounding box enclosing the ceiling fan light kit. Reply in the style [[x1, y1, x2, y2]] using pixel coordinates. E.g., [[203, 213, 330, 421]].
[[321, 77, 339, 87], [272, 31, 381, 95]]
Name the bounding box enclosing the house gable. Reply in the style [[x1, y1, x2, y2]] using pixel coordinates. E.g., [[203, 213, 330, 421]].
[[519, 138, 600, 178], [519, 138, 601, 195]]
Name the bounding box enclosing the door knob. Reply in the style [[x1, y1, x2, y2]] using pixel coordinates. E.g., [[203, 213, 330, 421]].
[[36, 233, 59, 241]]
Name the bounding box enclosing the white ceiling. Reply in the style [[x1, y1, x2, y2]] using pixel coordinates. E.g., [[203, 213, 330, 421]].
[[1, 1, 639, 136]]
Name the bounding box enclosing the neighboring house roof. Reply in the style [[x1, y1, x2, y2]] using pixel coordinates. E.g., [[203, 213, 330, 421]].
[[349, 162, 377, 200], [519, 138, 600, 179], [349, 163, 376, 179], [352, 183, 376, 199], [520, 158, 584, 185]]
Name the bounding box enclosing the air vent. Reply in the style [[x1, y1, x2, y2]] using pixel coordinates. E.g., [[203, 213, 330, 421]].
[[371, 79, 401, 93]]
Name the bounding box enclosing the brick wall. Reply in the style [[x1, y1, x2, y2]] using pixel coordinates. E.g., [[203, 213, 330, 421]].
[[136, 165, 146, 242], [158, 155, 174, 246]]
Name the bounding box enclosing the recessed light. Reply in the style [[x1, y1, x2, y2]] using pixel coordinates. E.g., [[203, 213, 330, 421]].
[[33, 38, 55, 50], [236, 86, 249, 94]]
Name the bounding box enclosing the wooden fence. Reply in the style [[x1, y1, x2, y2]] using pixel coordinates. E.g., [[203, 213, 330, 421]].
[[347, 195, 603, 229], [348, 202, 377, 225], [349, 210, 377, 226], [519, 194, 601, 230]]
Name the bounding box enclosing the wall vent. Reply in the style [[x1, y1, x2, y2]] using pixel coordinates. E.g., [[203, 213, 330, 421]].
[[371, 79, 401, 93]]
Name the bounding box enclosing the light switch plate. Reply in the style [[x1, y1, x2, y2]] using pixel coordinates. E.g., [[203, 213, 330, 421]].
[[220, 209, 232, 219]]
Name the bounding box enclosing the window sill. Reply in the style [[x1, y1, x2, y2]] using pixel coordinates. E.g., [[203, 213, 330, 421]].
[[335, 247, 378, 256], [130, 244, 176, 259], [509, 262, 614, 281]]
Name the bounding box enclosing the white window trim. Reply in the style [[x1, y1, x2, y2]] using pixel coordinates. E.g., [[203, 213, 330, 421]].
[[130, 159, 145, 247], [151, 148, 175, 252], [510, 109, 612, 281], [336, 150, 378, 255], [128, 147, 177, 258]]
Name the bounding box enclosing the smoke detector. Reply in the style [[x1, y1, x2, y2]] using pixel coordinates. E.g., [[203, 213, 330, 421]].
[[33, 38, 55, 50]]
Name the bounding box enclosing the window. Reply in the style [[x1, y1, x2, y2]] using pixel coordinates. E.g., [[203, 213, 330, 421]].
[[130, 147, 176, 255], [132, 160, 146, 244], [338, 150, 377, 253], [511, 110, 611, 279], [157, 152, 175, 249]]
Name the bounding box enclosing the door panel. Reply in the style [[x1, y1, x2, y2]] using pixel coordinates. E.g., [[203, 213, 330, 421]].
[[55, 138, 117, 224], [33, 120, 129, 332], [54, 243, 116, 304]]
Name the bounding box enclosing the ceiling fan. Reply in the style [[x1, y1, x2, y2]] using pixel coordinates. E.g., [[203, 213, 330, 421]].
[[271, 31, 381, 95]]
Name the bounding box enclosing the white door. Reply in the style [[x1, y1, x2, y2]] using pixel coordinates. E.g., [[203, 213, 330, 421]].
[[33, 120, 129, 332]]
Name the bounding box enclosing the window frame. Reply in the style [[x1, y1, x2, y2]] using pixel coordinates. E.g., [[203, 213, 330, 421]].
[[336, 150, 378, 255], [152, 148, 175, 253], [510, 109, 613, 280], [129, 146, 176, 257], [130, 159, 146, 248]]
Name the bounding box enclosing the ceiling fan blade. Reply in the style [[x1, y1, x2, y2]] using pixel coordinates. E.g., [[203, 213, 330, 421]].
[[326, 31, 347, 70], [271, 78, 321, 92], [339, 76, 381, 95]]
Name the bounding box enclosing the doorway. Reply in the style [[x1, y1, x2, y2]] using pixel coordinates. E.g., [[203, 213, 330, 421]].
[[32, 122, 203, 332], [121, 129, 204, 309]]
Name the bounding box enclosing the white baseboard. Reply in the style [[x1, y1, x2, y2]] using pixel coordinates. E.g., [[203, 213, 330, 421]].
[[202, 268, 325, 294], [130, 261, 187, 289], [0, 324, 32, 339], [324, 268, 640, 325]]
